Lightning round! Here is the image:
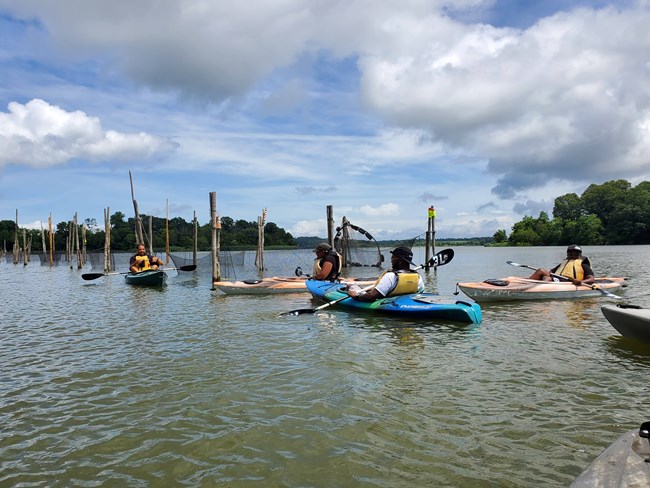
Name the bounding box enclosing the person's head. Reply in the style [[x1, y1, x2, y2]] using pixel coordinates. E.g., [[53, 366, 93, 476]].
[[390, 246, 414, 269], [566, 244, 582, 259], [136, 244, 146, 255], [313, 242, 332, 257]]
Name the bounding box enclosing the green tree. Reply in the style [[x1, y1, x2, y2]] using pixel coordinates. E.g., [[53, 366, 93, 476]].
[[493, 229, 507, 243], [553, 193, 582, 221]]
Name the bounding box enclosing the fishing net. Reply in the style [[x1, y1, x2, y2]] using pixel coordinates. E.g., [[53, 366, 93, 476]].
[[87, 252, 116, 270], [333, 219, 384, 268], [168, 250, 246, 280]]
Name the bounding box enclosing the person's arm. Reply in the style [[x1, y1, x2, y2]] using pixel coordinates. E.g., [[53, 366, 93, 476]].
[[348, 287, 382, 302], [129, 257, 139, 273]]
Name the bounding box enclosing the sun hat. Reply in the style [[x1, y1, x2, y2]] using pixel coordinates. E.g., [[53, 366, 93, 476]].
[[313, 242, 332, 252]]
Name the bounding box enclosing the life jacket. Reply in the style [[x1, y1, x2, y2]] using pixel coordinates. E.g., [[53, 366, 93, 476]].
[[312, 251, 343, 281], [374, 269, 421, 296], [555, 258, 586, 280], [133, 255, 152, 271]]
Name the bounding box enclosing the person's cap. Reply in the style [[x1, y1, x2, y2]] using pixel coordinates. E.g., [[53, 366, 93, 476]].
[[390, 246, 414, 264], [567, 244, 582, 253], [313, 242, 332, 252]]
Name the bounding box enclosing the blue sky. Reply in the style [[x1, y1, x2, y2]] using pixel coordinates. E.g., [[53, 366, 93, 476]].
[[1, 0, 648, 240]]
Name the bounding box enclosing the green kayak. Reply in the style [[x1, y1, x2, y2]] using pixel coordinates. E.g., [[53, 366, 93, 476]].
[[124, 269, 167, 287]]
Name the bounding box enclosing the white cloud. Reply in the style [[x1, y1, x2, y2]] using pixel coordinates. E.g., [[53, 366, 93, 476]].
[[0, 99, 177, 168], [359, 203, 400, 217]]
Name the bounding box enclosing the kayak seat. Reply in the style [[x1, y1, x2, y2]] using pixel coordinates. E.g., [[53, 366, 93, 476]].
[[484, 279, 510, 287]]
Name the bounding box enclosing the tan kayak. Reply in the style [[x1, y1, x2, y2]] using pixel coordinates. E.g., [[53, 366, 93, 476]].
[[456, 276, 626, 302], [213, 276, 375, 295]]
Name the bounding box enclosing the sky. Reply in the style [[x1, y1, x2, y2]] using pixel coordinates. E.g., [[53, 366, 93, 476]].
[[1, 0, 649, 240]]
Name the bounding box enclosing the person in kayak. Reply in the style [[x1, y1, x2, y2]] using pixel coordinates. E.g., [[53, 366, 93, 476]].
[[129, 243, 164, 273], [312, 242, 342, 281], [528, 244, 595, 286], [348, 246, 424, 301]]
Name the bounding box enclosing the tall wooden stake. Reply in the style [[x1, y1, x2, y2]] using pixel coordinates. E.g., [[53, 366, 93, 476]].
[[129, 170, 144, 245]]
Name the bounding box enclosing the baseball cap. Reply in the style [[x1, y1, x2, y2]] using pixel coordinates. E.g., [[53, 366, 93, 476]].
[[313, 242, 332, 252], [567, 244, 582, 253]]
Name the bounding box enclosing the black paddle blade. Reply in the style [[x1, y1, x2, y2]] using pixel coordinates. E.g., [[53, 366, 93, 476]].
[[81, 273, 105, 281], [433, 248, 454, 266], [278, 309, 316, 317], [178, 265, 197, 272]]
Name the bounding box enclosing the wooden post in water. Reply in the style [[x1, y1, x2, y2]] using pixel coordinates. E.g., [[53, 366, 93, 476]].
[[340, 216, 351, 268], [13, 209, 19, 265], [165, 199, 170, 264], [129, 171, 145, 246], [40, 223, 46, 260], [192, 211, 198, 266], [327, 205, 334, 247], [210, 192, 220, 287], [146, 216, 152, 255], [104, 207, 112, 273], [48, 213, 53, 267], [81, 223, 87, 269], [22, 228, 28, 266], [255, 208, 266, 273], [424, 206, 436, 272]]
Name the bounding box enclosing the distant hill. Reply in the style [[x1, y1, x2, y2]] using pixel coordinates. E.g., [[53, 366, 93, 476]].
[[296, 236, 493, 248]]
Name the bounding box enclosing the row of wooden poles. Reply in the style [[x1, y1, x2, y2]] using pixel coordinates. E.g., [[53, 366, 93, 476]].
[[6, 209, 89, 269]]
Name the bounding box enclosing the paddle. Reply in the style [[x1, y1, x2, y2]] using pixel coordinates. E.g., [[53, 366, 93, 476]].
[[81, 264, 197, 281], [279, 248, 455, 317], [506, 260, 622, 299]]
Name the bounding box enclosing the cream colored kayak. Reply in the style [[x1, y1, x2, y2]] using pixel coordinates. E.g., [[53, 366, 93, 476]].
[[213, 276, 375, 295], [601, 304, 650, 343], [456, 276, 625, 302]]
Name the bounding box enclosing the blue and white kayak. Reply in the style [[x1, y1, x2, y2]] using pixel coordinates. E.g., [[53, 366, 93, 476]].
[[305, 280, 482, 324]]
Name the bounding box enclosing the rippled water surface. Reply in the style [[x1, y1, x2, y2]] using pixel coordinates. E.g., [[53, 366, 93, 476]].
[[2, 246, 649, 487]]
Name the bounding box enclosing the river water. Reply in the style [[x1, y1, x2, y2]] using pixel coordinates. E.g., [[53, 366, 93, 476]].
[[1, 245, 649, 487]]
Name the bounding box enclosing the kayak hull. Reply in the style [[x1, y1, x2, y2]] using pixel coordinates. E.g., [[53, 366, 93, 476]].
[[125, 269, 167, 286], [571, 428, 650, 487], [305, 280, 482, 324], [601, 304, 650, 343], [457, 276, 625, 302], [213, 276, 375, 295]]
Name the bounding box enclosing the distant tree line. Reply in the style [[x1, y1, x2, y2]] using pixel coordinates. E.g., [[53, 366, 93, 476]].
[[492, 179, 650, 246], [0, 211, 296, 252]]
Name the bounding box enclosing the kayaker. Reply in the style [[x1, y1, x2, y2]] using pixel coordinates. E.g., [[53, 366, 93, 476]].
[[528, 244, 595, 286], [348, 246, 424, 301], [129, 243, 164, 273], [312, 242, 342, 281]]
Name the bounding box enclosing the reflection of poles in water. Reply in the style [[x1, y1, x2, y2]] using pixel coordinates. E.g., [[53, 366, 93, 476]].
[[425, 206, 436, 272]]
